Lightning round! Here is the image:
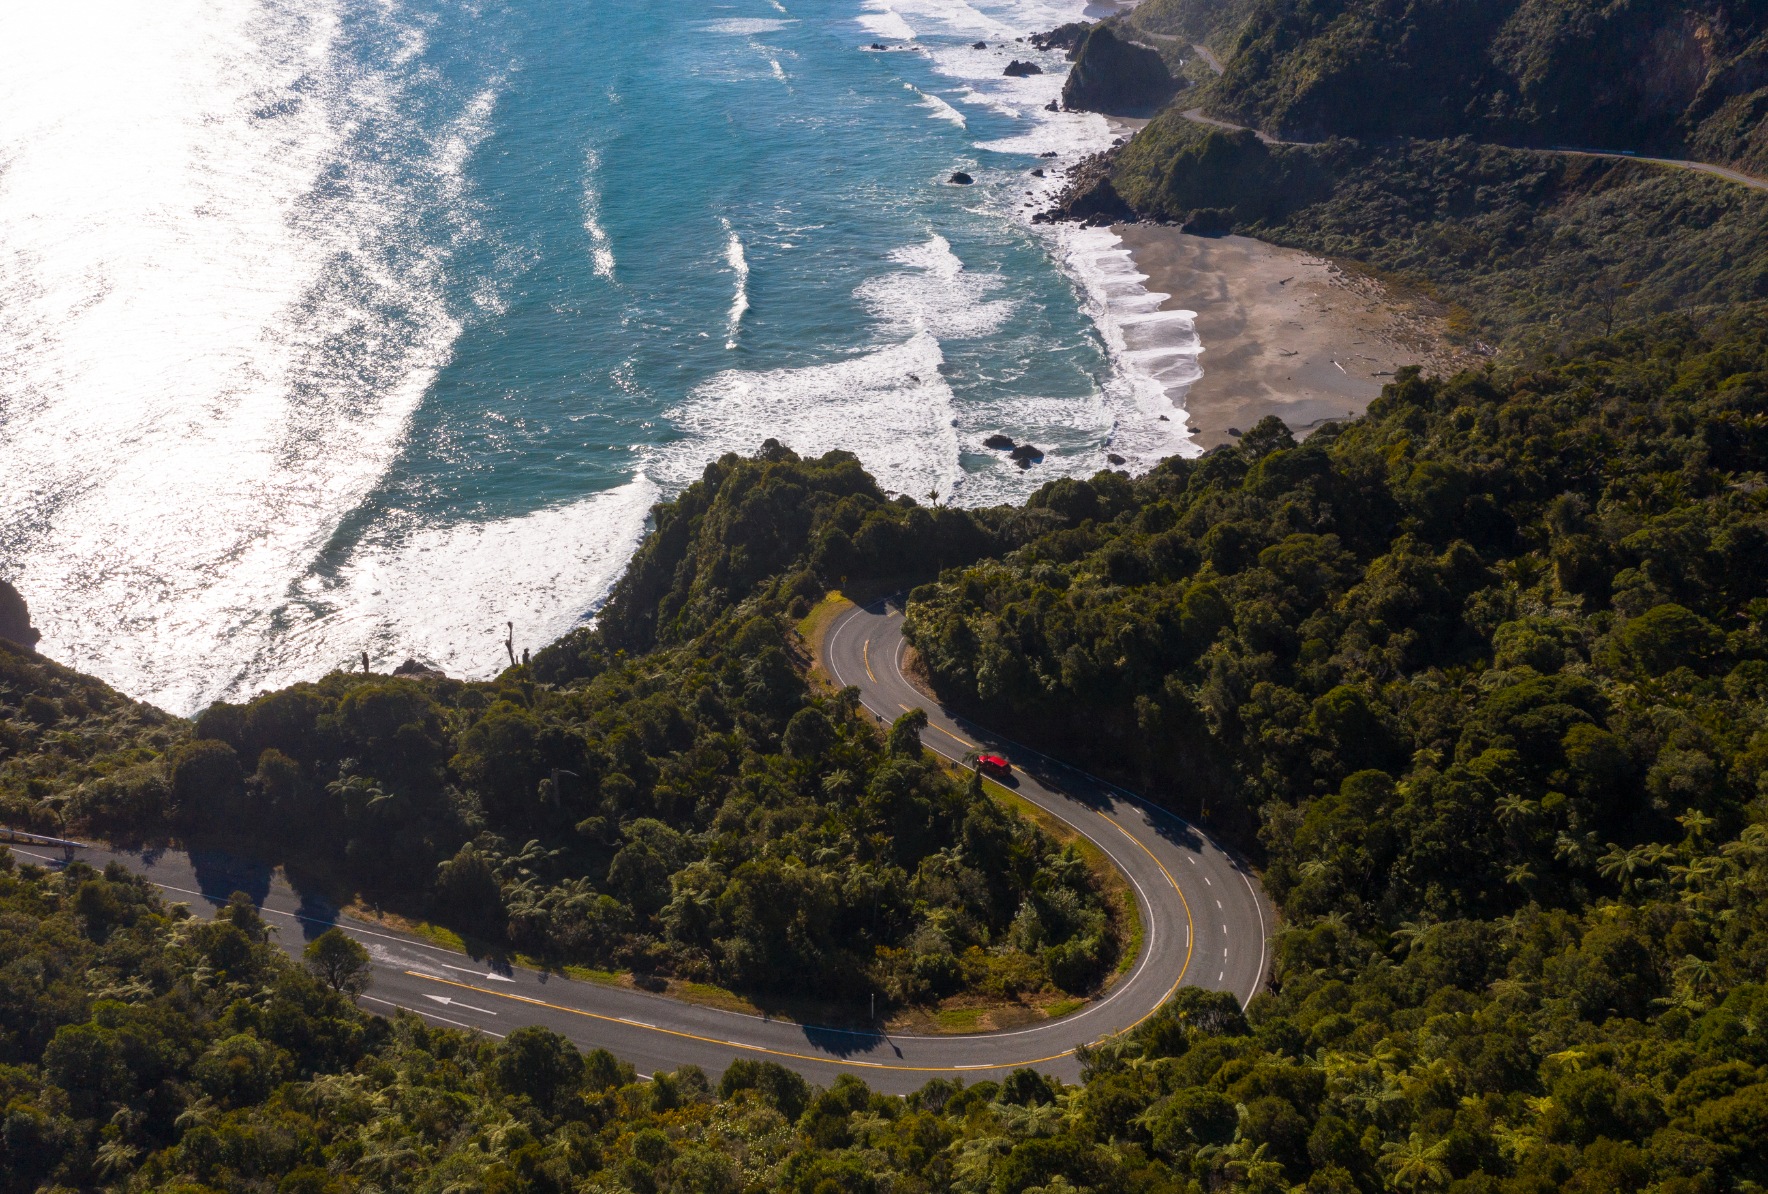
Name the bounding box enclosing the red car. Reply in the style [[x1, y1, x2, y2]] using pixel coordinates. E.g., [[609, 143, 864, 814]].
[[976, 754, 1012, 778]]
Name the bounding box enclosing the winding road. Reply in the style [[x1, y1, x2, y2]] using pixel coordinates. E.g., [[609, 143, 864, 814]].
[[1166, 97, 1768, 192], [1133, 33, 1768, 193], [15, 597, 1268, 1093]]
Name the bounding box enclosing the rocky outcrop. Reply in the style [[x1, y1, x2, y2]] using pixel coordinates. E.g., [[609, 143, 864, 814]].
[[1034, 149, 1137, 225], [949, 171, 974, 184], [1004, 60, 1043, 77], [1030, 22, 1092, 58], [1061, 26, 1182, 115], [0, 580, 40, 652]]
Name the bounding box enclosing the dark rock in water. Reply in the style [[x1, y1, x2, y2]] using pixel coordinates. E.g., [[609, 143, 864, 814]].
[[1039, 150, 1058, 157], [1003, 60, 1043, 77], [1060, 26, 1181, 115], [1031, 167, 1045, 177], [983, 433, 1017, 450], [869, 42, 886, 50], [0, 580, 40, 652], [1029, 21, 1091, 58], [1009, 443, 1045, 468], [948, 171, 974, 184], [971, 40, 988, 49], [1107, 453, 1126, 465], [393, 658, 447, 679], [1227, 427, 1243, 437], [1044, 100, 1059, 112]]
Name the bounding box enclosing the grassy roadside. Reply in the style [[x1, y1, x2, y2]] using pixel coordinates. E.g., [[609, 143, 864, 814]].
[[795, 590, 853, 686]]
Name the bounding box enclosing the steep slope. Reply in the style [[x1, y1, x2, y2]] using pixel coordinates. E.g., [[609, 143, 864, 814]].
[[1199, 0, 1768, 170]]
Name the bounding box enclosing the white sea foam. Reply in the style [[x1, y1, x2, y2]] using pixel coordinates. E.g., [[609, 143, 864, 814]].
[[583, 146, 616, 279], [770, 58, 788, 81], [1054, 225, 1201, 466], [700, 18, 795, 35], [660, 333, 962, 502], [858, 234, 1014, 340], [0, 0, 504, 711], [870, 0, 1015, 38], [267, 476, 659, 684], [880, 0, 1206, 470], [904, 82, 967, 127], [661, 232, 1021, 502], [722, 218, 749, 349], [858, 3, 918, 40]]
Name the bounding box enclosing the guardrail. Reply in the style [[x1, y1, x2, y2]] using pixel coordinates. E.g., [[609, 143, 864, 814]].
[[0, 826, 85, 861]]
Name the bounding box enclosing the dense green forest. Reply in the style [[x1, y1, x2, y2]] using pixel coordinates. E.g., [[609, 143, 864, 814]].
[[1121, 0, 1257, 57], [908, 304, 1768, 880], [6, 311, 1768, 1189], [1143, 0, 1768, 171], [0, 452, 1120, 1013]]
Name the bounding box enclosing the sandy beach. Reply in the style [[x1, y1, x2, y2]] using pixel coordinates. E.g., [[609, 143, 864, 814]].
[[1113, 225, 1475, 450]]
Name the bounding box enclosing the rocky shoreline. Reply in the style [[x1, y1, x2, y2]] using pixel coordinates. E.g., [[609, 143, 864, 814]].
[[1033, 146, 1134, 225]]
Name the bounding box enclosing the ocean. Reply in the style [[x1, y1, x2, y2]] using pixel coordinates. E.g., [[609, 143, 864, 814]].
[[0, 0, 1202, 714]]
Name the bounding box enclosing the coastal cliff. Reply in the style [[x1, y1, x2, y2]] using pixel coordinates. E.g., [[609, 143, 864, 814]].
[[0, 579, 38, 651], [1060, 25, 1182, 116]]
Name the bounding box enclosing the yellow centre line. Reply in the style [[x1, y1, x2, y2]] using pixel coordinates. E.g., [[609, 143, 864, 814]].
[[403, 970, 1076, 1072], [976, 771, 1195, 1030], [1089, 807, 1196, 998], [933, 724, 974, 750], [443, 608, 1201, 1074]]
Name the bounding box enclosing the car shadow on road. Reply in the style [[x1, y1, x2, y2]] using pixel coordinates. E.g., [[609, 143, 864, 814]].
[[961, 725, 1209, 856]]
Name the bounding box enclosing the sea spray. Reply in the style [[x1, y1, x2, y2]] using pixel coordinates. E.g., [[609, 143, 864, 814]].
[[0, 0, 1188, 710], [722, 218, 749, 349], [0, 0, 502, 712], [583, 145, 617, 280]]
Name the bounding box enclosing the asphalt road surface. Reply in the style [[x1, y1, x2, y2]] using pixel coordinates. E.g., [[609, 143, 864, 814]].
[[823, 598, 1270, 1036], [11, 597, 1269, 1094]]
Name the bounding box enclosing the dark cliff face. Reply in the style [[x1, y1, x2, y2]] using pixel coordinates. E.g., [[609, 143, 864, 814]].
[[1030, 20, 1093, 57], [0, 580, 39, 652], [1061, 26, 1183, 116]]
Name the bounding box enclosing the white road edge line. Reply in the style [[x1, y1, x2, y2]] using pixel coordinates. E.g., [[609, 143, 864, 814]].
[[363, 995, 506, 1037]]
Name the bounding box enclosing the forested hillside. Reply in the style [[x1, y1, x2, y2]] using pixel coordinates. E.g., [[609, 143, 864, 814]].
[[16, 315, 1768, 1189], [2, 450, 1121, 1015], [8, 308, 1768, 1186], [1173, 0, 1768, 171], [1096, 121, 1768, 350], [909, 305, 1768, 878], [1122, 0, 1259, 57]]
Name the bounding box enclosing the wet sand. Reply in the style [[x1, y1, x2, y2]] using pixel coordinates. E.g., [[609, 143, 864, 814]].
[[1113, 225, 1475, 450]]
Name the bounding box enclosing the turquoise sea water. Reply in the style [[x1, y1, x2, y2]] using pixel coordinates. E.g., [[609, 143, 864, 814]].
[[0, 0, 1200, 711]]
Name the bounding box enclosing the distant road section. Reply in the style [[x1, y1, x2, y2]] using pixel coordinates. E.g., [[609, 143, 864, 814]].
[[1167, 105, 1768, 193]]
